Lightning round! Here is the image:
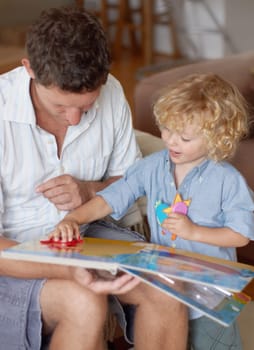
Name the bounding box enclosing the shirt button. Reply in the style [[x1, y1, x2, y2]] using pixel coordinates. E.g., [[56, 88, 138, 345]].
[[60, 165, 65, 173]]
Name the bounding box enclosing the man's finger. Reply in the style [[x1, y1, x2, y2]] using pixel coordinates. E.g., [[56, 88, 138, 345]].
[[89, 274, 140, 295], [36, 175, 70, 193]]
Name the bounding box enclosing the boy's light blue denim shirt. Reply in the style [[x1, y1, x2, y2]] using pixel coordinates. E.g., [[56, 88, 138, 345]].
[[97, 149, 254, 319], [98, 149, 254, 262]]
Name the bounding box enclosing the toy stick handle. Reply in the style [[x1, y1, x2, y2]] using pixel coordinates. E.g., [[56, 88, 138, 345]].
[[171, 233, 177, 241], [171, 202, 188, 241]]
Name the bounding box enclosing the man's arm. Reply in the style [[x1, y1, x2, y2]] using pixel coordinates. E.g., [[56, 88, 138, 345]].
[[0, 236, 139, 294], [0, 236, 74, 279], [36, 175, 121, 211]]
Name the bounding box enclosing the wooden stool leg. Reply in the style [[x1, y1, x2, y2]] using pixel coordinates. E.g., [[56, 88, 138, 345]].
[[112, 0, 126, 59], [99, 0, 109, 30], [142, 0, 153, 65], [126, 1, 139, 53], [75, 0, 84, 9], [166, 1, 182, 59], [113, 0, 144, 60], [142, 0, 183, 65]]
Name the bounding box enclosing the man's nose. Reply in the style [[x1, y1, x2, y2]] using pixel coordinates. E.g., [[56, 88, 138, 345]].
[[66, 108, 83, 125]]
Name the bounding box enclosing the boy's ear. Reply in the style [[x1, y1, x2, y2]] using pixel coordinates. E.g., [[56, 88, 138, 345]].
[[21, 58, 35, 79]]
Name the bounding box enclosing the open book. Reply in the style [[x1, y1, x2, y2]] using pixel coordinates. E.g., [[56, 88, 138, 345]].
[[2, 237, 254, 327]]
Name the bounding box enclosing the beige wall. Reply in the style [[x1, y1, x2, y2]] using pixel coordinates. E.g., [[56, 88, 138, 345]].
[[0, 0, 74, 26]]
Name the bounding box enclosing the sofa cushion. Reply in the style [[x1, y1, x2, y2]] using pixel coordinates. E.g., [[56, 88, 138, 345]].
[[134, 51, 254, 138], [230, 138, 254, 191]]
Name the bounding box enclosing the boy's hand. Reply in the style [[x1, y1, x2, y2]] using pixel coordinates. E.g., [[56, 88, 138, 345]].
[[49, 219, 80, 242], [162, 213, 196, 240]]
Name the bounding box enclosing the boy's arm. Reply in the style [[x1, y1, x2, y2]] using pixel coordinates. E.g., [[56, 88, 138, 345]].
[[49, 195, 112, 241], [191, 225, 249, 247], [65, 195, 112, 224], [162, 214, 249, 247]]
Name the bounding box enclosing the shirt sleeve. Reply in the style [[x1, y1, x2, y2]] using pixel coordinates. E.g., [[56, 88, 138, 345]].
[[0, 120, 3, 237], [103, 78, 142, 178], [222, 169, 254, 239], [98, 157, 147, 220]]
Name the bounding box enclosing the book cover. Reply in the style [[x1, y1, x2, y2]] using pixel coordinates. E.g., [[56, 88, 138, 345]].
[[121, 267, 251, 327], [2, 237, 254, 290], [2, 237, 253, 326]]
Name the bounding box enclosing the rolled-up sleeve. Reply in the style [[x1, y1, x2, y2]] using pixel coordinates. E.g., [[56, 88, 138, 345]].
[[222, 171, 254, 239], [97, 158, 147, 220]]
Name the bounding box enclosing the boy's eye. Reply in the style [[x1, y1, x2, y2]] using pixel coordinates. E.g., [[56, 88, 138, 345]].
[[181, 137, 191, 142]]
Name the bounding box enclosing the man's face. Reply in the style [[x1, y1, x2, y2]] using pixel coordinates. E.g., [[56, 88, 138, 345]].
[[33, 82, 101, 126]]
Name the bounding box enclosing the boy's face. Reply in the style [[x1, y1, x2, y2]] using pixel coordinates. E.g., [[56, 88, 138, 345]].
[[161, 122, 208, 168]]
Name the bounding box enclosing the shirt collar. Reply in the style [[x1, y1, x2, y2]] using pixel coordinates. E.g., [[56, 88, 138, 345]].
[[3, 67, 36, 125], [166, 150, 210, 176]]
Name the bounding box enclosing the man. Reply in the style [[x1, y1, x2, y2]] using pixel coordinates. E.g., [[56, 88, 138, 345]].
[[0, 6, 187, 350]]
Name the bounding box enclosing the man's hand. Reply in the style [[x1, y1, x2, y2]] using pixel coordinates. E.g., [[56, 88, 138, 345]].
[[36, 174, 121, 211], [36, 175, 91, 211], [71, 267, 140, 295]]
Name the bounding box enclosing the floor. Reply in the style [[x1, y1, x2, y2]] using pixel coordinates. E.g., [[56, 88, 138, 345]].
[[110, 49, 143, 118], [110, 47, 172, 126]]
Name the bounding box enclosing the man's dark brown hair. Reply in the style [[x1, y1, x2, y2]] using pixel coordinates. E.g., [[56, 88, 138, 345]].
[[26, 6, 111, 92]]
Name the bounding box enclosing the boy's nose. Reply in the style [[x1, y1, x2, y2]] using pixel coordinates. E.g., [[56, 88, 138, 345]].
[[168, 133, 178, 145]]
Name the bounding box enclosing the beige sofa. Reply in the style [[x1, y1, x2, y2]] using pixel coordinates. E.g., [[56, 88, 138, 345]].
[[134, 51, 254, 266]]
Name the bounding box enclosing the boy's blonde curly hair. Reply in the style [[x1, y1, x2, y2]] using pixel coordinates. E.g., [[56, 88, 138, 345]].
[[153, 73, 249, 161]]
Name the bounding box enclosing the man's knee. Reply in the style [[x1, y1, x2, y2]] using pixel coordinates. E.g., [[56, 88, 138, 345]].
[[41, 279, 107, 329], [66, 284, 107, 323], [120, 282, 186, 313]]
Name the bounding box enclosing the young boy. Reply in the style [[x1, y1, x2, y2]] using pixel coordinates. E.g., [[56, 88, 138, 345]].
[[50, 73, 254, 349]]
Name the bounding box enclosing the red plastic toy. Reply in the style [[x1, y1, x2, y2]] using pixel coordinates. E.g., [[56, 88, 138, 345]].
[[40, 237, 83, 247]]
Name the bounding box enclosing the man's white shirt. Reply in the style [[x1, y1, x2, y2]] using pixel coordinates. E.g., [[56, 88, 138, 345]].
[[0, 67, 141, 241]]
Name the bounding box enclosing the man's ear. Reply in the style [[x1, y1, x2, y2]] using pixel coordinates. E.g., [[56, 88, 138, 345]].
[[21, 58, 35, 79]]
